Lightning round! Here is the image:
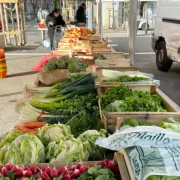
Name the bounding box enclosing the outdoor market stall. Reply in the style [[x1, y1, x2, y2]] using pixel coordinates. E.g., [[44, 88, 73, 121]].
[[1, 1, 180, 180]]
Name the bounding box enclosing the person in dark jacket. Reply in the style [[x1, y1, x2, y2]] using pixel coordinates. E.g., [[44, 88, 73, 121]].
[[76, 3, 86, 24], [46, 9, 66, 50]]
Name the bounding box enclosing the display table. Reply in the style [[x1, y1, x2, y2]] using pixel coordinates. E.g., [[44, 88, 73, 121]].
[[38, 28, 48, 47]]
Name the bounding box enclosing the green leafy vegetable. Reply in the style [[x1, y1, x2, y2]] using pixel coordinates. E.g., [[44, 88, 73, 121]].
[[78, 166, 117, 180], [159, 118, 180, 133], [102, 75, 149, 82], [46, 137, 89, 163], [0, 130, 23, 149], [101, 85, 166, 113], [79, 129, 107, 160], [0, 134, 45, 165], [37, 124, 72, 145]]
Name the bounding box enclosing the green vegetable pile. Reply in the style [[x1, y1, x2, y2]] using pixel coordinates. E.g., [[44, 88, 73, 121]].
[[78, 165, 117, 180], [101, 85, 166, 115], [121, 118, 180, 133], [28, 74, 101, 137], [121, 118, 152, 127], [43, 56, 87, 73], [0, 124, 107, 164], [102, 75, 149, 82], [79, 129, 108, 160], [94, 54, 106, 60]]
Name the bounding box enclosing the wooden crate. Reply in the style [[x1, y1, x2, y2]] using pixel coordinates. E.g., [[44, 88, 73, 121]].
[[93, 47, 112, 53], [98, 84, 180, 130], [114, 152, 131, 180], [95, 59, 130, 68], [94, 52, 125, 59], [51, 49, 72, 58], [107, 112, 180, 133], [27, 161, 103, 169], [96, 66, 138, 74]]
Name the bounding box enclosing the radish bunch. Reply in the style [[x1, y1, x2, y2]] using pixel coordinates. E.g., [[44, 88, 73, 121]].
[[0, 159, 119, 180]]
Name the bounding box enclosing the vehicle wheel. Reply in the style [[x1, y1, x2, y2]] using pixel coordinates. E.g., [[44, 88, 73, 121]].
[[141, 23, 149, 31], [156, 41, 172, 72]]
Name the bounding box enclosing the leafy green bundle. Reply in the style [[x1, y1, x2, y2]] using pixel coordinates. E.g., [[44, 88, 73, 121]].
[[78, 166, 117, 180], [29, 74, 101, 136], [102, 75, 149, 82], [101, 85, 166, 114]]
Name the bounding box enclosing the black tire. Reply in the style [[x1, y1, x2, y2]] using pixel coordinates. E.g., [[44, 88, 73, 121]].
[[156, 41, 172, 72], [141, 23, 149, 31]]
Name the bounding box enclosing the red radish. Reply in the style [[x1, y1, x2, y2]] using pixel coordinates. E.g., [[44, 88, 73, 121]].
[[80, 166, 88, 173], [45, 167, 52, 175], [15, 169, 23, 178], [31, 165, 38, 174], [76, 163, 82, 169], [1, 167, 7, 177], [23, 170, 32, 177], [50, 169, 59, 177], [103, 159, 109, 166], [70, 165, 76, 171], [41, 167, 46, 171], [24, 167, 31, 171], [11, 166, 19, 173], [73, 169, 81, 177], [60, 167, 68, 175], [5, 163, 13, 170], [39, 171, 50, 180], [62, 174, 71, 179], [68, 171, 74, 177], [111, 166, 120, 173], [107, 161, 116, 169]]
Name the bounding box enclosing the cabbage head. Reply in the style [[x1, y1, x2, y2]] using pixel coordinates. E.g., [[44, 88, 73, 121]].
[[0, 130, 23, 149], [37, 124, 72, 145], [46, 137, 89, 163], [0, 133, 45, 165]]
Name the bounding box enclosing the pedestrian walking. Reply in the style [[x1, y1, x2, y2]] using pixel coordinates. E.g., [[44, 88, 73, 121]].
[[46, 9, 66, 50]]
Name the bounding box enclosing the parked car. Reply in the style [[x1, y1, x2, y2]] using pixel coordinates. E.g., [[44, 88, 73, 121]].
[[152, 0, 180, 71], [138, 16, 156, 30]]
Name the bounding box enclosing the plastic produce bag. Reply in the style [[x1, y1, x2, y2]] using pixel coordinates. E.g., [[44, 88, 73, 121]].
[[101, 70, 154, 79], [101, 70, 160, 87], [96, 126, 180, 151], [35, 69, 69, 86], [124, 146, 180, 180]]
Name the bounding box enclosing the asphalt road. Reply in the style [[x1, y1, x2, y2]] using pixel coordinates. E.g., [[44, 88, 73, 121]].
[[110, 35, 153, 53], [109, 36, 180, 106]]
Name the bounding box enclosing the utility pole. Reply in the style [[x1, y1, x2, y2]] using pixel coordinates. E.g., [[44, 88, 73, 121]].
[[129, 0, 138, 66], [98, 0, 102, 35], [145, 2, 149, 34]]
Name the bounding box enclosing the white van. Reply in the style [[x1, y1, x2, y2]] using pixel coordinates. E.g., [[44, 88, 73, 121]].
[[152, 0, 180, 71]]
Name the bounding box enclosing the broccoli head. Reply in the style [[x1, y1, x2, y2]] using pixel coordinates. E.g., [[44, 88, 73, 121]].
[[68, 63, 81, 73], [48, 57, 58, 63], [55, 60, 66, 69]]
